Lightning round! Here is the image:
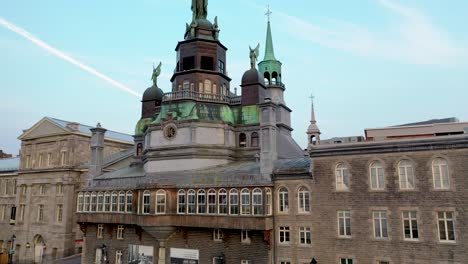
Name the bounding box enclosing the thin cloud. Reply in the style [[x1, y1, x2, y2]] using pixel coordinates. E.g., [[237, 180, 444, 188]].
[[0, 17, 141, 97]]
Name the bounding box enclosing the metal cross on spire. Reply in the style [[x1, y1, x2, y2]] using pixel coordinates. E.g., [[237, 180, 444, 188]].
[[265, 5, 272, 22]]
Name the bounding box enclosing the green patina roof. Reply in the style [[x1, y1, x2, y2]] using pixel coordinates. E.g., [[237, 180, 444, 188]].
[[263, 21, 276, 61], [135, 118, 153, 136]]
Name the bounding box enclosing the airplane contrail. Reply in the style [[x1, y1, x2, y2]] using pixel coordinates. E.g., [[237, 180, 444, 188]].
[[0, 17, 142, 98]]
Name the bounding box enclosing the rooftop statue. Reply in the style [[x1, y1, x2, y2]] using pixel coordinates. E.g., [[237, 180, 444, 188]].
[[151, 62, 162, 87], [249, 43, 260, 69], [192, 0, 208, 20]]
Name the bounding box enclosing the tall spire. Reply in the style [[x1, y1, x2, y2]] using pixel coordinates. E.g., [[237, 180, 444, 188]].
[[264, 6, 276, 61], [307, 94, 321, 146], [310, 95, 317, 125]]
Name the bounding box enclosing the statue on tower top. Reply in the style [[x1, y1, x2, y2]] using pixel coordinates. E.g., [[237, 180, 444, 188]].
[[249, 43, 260, 69], [151, 62, 162, 87], [191, 0, 208, 20]]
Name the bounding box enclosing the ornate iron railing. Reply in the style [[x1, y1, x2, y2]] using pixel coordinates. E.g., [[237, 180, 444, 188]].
[[162, 90, 242, 105]]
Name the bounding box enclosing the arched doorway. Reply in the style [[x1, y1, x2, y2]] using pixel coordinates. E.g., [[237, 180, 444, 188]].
[[33, 235, 45, 264]]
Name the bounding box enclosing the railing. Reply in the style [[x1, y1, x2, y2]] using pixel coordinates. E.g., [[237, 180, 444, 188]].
[[162, 90, 242, 105]]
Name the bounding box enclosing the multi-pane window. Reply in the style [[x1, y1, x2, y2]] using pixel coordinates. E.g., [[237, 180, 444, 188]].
[[335, 163, 350, 191], [370, 161, 385, 190], [19, 204, 25, 221], [37, 204, 44, 221], [278, 187, 289, 213], [84, 192, 90, 212], [218, 60, 225, 73], [265, 188, 272, 215], [279, 226, 290, 244], [197, 190, 206, 214], [398, 160, 415, 190], [91, 192, 97, 212], [402, 211, 418, 240], [432, 158, 450, 189], [373, 211, 389, 239], [156, 190, 166, 214], [56, 183, 63, 195], [97, 192, 104, 212], [118, 191, 126, 212], [77, 193, 84, 212], [241, 189, 251, 215], [338, 210, 351, 237], [111, 192, 118, 212], [340, 258, 353, 264], [25, 155, 31, 168], [438, 211, 455, 241], [126, 191, 133, 212], [39, 184, 46, 195], [104, 192, 111, 212], [21, 185, 27, 195], [38, 154, 43, 167], [252, 188, 263, 215], [97, 224, 104, 238], [143, 191, 150, 214], [187, 190, 196, 214], [115, 250, 123, 264], [299, 227, 311, 245], [229, 189, 239, 215], [178, 190, 186, 214], [116, 225, 124, 240], [213, 229, 223, 241], [60, 151, 66, 166], [241, 230, 250, 244], [208, 189, 216, 214], [241, 260, 251, 264], [218, 189, 227, 214], [298, 187, 310, 213], [56, 204, 63, 223]]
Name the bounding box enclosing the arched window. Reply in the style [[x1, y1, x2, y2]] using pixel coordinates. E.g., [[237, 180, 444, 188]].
[[208, 189, 216, 214], [335, 163, 350, 191], [104, 192, 111, 212], [278, 187, 289, 213], [229, 189, 239, 215], [239, 133, 247, 148], [97, 192, 104, 212], [198, 82, 203, 93], [264, 72, 271, 85], [177, 190, 186, 214], [142, 190, 150, 214], [118, 191, 126, 212], [218, 189, 227, 214], [204, 80, 212, 94], [126, 191, 133, 213], [432, 158, 450, 189], [197, 190, 206, 214], [111, 191, 118, 212], [183, 80, 190, 90], [156, 190, 166, 214], [253, 188, 263, 215], [251, 132, 259, 147], [370, 161, 385, 190], [398, 160, 415, 190], [241, 188, 251, 215], [136, 143, 143, 157], [84, 192, 90, 212], [77, 192, 84, 212], [272, 72, 278, 85], [187, 190, 196, 214], [310, 135, 317, 145], [265, 188, 272, 215], [298, 187, 310, 213]]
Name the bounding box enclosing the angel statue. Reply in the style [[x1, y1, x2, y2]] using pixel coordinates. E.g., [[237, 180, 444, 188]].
[[151, 62, 162, 87], [249, 43, 260, 69], [191, 0, 208, 20]]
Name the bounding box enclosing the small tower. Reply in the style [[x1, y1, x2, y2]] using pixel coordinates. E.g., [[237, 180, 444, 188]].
[[307, 95, 321, 146], [89, 123, 107, 181]]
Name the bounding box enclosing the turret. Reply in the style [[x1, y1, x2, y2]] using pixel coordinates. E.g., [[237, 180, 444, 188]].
[[307, 96, 321, 147], [88, 123, 107, 180]]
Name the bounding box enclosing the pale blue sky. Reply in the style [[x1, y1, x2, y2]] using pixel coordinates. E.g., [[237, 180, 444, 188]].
[[1, 0, 467, 155]]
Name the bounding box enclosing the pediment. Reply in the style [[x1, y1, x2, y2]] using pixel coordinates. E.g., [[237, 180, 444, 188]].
[[19, 118, 69, 140]]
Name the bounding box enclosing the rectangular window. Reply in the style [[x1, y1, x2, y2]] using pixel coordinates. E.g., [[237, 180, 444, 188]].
[[201, 56, 214, 70], [197, 191, 206, 214], [115, 250, 123, 264], [156, 191, 166, 214], [208, 191, 216, 214], [299, 227, 311, 245], [279, 226, 290, 244], [38, 154, 43, 167], [182, 56, 195, 71], [340, 258, 353, 264], [47, 153, 52, 167], [60, 152, 66, 166], [37, 204, 44, 221], [178, 191, 186, 214], [56, 183, 63, 195], [373, 211, 389, 239], [21, 185, 27, 195], [229, 191, 239, 215], [39, 185, 46, 195], [12, 179, 17, 195], [10, 206, 16, 222], [338, 210, 351, 237], [19, 204, 25, 221], [143, 192, 150, 214], [56, 204, 63, 223], [241, 260, 251, 264], [438, 211, 455, 241], [0, 205, 6, 221], [241, 230, 250, 244], [213, 229, 223, 241], [402, 211, 418, 240], [117, 225, 124, 240], [25, 155, 31, 168], [97, 224, 104, 238], [111, 192, 118, 212], [104, 193, 110, 212], [218, 60, 225, 74]]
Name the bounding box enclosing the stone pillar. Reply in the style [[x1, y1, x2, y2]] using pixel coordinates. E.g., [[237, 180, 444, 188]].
[[158, 240, 166, 264], [88, 123, 107, 180], [259, 98, 277, 179]]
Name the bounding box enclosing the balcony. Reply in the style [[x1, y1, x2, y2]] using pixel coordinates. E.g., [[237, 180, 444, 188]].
[[162, 90, 242, 105]]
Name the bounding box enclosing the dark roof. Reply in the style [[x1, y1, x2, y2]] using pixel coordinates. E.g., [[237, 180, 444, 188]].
[[142, 85, 164, 102], [0, 157, 19, 172], [394, 117, 459, 127], [241, 68, 265, 86]]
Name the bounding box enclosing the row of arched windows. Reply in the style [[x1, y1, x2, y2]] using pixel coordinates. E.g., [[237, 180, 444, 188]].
[[176, 80, 228, 96], [334, 158, 451, 191], [77, 191, 133, 213], [239, 132, 259, 148]]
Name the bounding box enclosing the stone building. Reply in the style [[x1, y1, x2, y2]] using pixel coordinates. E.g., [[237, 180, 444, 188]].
[[0, 117, 133, 263]]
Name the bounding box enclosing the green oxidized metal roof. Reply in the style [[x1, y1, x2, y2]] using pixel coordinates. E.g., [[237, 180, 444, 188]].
[[135, 118, 152, 136], [263, 21, 277, 61]]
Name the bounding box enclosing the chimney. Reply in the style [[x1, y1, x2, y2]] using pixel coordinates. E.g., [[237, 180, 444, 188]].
[[89, 123, 107, 180], [259, 97, 277, 179]]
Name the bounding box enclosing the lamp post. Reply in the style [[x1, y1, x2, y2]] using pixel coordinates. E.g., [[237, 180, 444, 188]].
[[8, 234, 16, 264]]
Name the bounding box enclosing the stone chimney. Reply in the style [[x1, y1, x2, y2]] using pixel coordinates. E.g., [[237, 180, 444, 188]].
[[259, 97, 277, 179], [88, 123, 107, 180]]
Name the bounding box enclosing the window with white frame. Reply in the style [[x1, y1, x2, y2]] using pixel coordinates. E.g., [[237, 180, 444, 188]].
[[126, 191, 133, 212], [97, 224, 104, 238], [241, 260, 251, 264], [56, 183, 63, 195], [115, 250, 123, 264], [280, 261, 291, 264], [298, 187, 310, 213], [56, 204, 63, 223], [0, 205, 6, 221], [37, 204, 44, 221], [241, 189, 251, 215], [265, 188, 272, 215], [437, 211, 455, 241], [39, 184, 46, 195], [241, 230, 250, 243], [19, 204, 25, 221], [218, 189, 227, 214], [104, 192, 111, 212], [118, 191, 125, 212], [402, 211, 418, 240], [299, 227, 311, 245], [178, 190, 186, 214], [279, 226, 290, 244], [229, 189, 239, 215], [116, 225, 124, 240], [21, 185, 27, 195], [84, 192, 90, 212], [95, 248, 102, 264], [213, 229, 223, 241], [208, 189, 216, 214], [12, 179, 16, 195], [432, 158, 450, 190], [338, 210, 351, 237], [370, 161, 385, 190], [187, 189, 196, 214], [47, 153, 51, 167], [142, 190, 150, 214], [197, 189, 206, 214], [91, 192, 97, 212], [111, 191, 118, 212], [156, 190, 166, 214], [398, 160, 415, 190], [97, 192, 104, 212], [77, 192, 84, 212], [278, 187, 289, 213], [335, 163, 350, 191], [340, 258, 353, 264], [252, 188, 263, 215], [373, 211, 389, 239]]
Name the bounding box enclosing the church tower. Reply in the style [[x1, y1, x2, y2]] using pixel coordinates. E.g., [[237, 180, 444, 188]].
[[307, 96, 321, 146]]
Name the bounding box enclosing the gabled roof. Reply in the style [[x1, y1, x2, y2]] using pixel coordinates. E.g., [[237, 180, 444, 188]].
[[0, 157, 20, 172]]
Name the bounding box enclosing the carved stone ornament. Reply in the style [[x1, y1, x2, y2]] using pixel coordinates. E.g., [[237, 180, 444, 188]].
[[163, 123, 177, 140]]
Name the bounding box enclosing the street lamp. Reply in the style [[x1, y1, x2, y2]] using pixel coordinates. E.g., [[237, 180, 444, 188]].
[[8, 234, 16, 264]]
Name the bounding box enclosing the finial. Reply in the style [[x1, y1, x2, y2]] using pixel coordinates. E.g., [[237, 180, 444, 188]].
[[96, 123, 102, 128], [151, 62, 162, 87], [265, 5, 272, 22]]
